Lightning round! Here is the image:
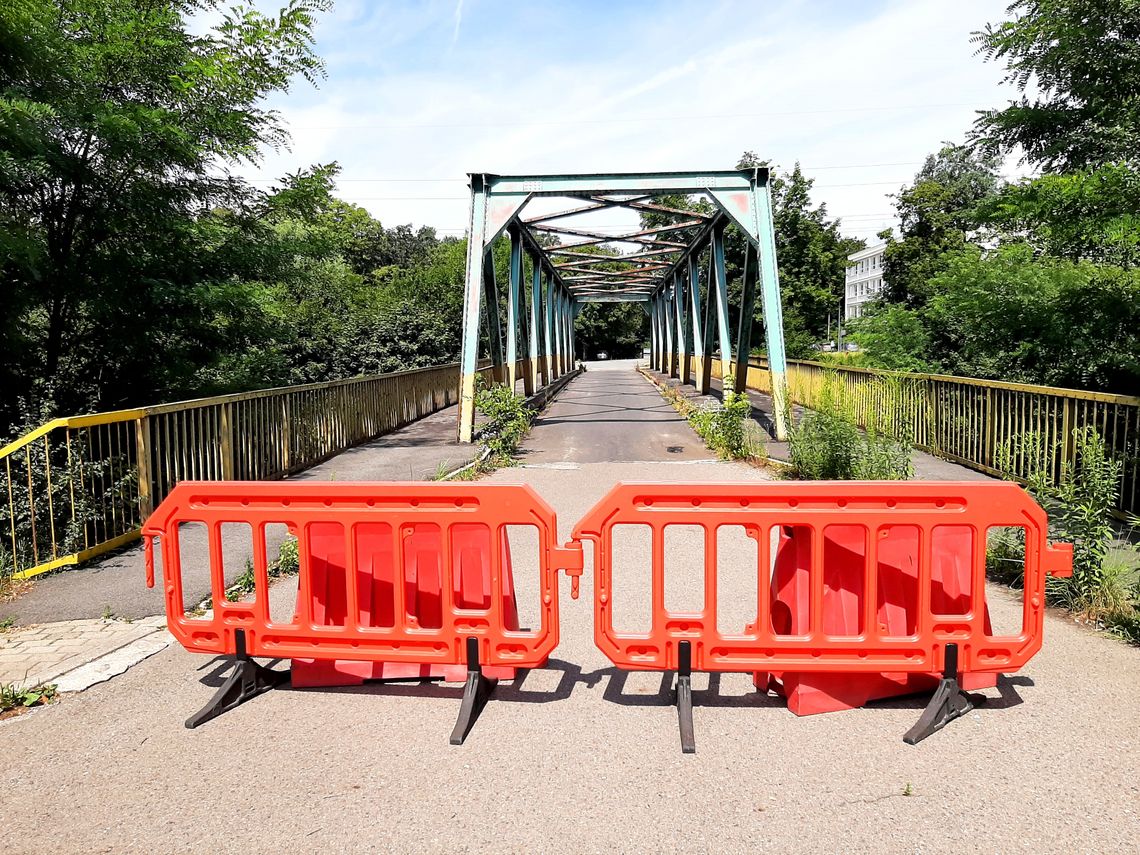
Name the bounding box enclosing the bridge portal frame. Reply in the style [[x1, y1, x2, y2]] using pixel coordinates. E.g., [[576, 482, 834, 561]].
[[457, 169, 790, 443]]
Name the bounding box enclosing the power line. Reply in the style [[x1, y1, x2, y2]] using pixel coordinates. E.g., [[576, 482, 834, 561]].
[[240, 161, 930, 184], [286, 102, 987, 131]]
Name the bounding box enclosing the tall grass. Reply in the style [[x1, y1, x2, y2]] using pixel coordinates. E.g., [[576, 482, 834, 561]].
[[992, 427, 1140, 642], [785, 371, 913, 481]]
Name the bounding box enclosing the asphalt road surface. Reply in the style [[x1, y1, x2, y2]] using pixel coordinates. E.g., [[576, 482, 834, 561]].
[[1, 366, 1137, 853], [520, 359, 713, 464]]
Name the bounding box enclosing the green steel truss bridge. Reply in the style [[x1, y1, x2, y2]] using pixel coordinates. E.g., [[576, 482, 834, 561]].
[[455, 169, 791, 443]]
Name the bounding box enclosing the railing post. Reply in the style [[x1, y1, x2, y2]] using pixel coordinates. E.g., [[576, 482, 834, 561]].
[[220, 402, 235, 481], [135, 416, 153, 518], [1062, 397, 1076, 475], [984, 386, 995, 469], [281, 397, 292, 473], [925, 380, 939, 456]]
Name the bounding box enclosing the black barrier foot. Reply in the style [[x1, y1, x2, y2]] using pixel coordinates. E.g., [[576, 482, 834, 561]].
[[676, 640, 696, 754], [903, 643, 978, 745], [186, 630, 288, 729], [449, 637, 496, 745]]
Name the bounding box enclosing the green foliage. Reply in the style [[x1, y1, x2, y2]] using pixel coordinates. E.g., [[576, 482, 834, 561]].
[[972, 0, 1140, 170], [847, 304, 933, 373], [0, 1, 473, 436], [687, 391, 763, 460], [788, 411, 863, 480], [992, 427, 1139, 639], [786, 375, 913, 481], [275, 536, 299, 576], [735, 154, 864, 356], [475, 381, 533, 465], [982, 164, 1140, 267], [854, 428, 915, 480], [574, 301, 648, 359], [0, 0, 331, 425], [224, 536, 298, 601], [923, 244, 1140, 391], [1030, 428, 1121, 605], [881, 143, 1005, 308], [0, 681, 56, 712]]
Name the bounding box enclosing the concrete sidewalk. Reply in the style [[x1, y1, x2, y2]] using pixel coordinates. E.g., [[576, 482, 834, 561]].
[[0, 617, 171, 690]]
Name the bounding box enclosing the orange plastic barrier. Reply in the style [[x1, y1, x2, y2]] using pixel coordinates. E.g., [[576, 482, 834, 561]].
[[292, 521, 521, 686], [573, 481, 1072, 752], [754, 523, 999, 715], [144, 482, 583, 740]]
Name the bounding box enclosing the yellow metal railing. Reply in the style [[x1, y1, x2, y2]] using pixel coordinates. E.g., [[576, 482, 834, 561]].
[[706, 357, 1140, 515], [1, 362, 480, 580]]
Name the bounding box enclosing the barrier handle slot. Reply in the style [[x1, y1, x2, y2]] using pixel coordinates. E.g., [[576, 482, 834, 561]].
[[144, 535, 156, 589]]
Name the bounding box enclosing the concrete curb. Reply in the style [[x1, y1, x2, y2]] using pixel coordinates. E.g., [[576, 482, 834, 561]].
[[523, 366, 583, 411], [53, 628, 173, 693]]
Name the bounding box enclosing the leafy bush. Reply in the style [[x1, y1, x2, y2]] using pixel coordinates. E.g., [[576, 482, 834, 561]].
[[475, 381, 534, 464], [854, 428, 914, 480], [787, 412, 912, 481], [785, 370, 913, 481], [788, 412, 862, 479], [224, 537, 300, 601], [687, 391, 764, 460], [275, 537, 299, 575], [993, 427, 1140, 641]]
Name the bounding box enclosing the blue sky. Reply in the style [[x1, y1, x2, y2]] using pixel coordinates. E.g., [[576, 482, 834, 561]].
[[235, 0, 1025, 243]]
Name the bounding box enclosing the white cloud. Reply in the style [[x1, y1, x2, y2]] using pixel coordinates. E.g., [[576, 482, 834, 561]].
[[451, 0, 464, 47], [233, 0, 1019, 243]]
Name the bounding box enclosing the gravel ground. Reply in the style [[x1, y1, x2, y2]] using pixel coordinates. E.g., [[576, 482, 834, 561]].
[[0, 366, 1137, 853]]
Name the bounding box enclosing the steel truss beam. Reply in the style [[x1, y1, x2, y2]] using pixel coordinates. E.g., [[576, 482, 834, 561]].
[[457, 168, 789, 444]]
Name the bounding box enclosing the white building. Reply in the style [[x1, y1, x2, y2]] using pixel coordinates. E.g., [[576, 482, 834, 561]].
[[845, 241, 887, 320]]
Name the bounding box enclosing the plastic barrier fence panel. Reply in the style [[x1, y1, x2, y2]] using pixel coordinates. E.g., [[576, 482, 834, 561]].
[[573, 481, 1072, 752], [144, 482, 583, 742]]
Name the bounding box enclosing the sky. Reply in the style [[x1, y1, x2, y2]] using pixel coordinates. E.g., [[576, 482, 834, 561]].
[[233, 0, 1028, 246]]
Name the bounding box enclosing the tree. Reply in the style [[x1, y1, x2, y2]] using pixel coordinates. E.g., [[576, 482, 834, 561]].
[[972, 0, 1140, 170], [881, 143, 1004, 307], [0, 0, 327, 422], [847, 305, 933, 373], [574, 302, 648, 359], [735, 153, 863, 357], [923, 244, 1140, 392], [980, 163, 1140, 268]]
